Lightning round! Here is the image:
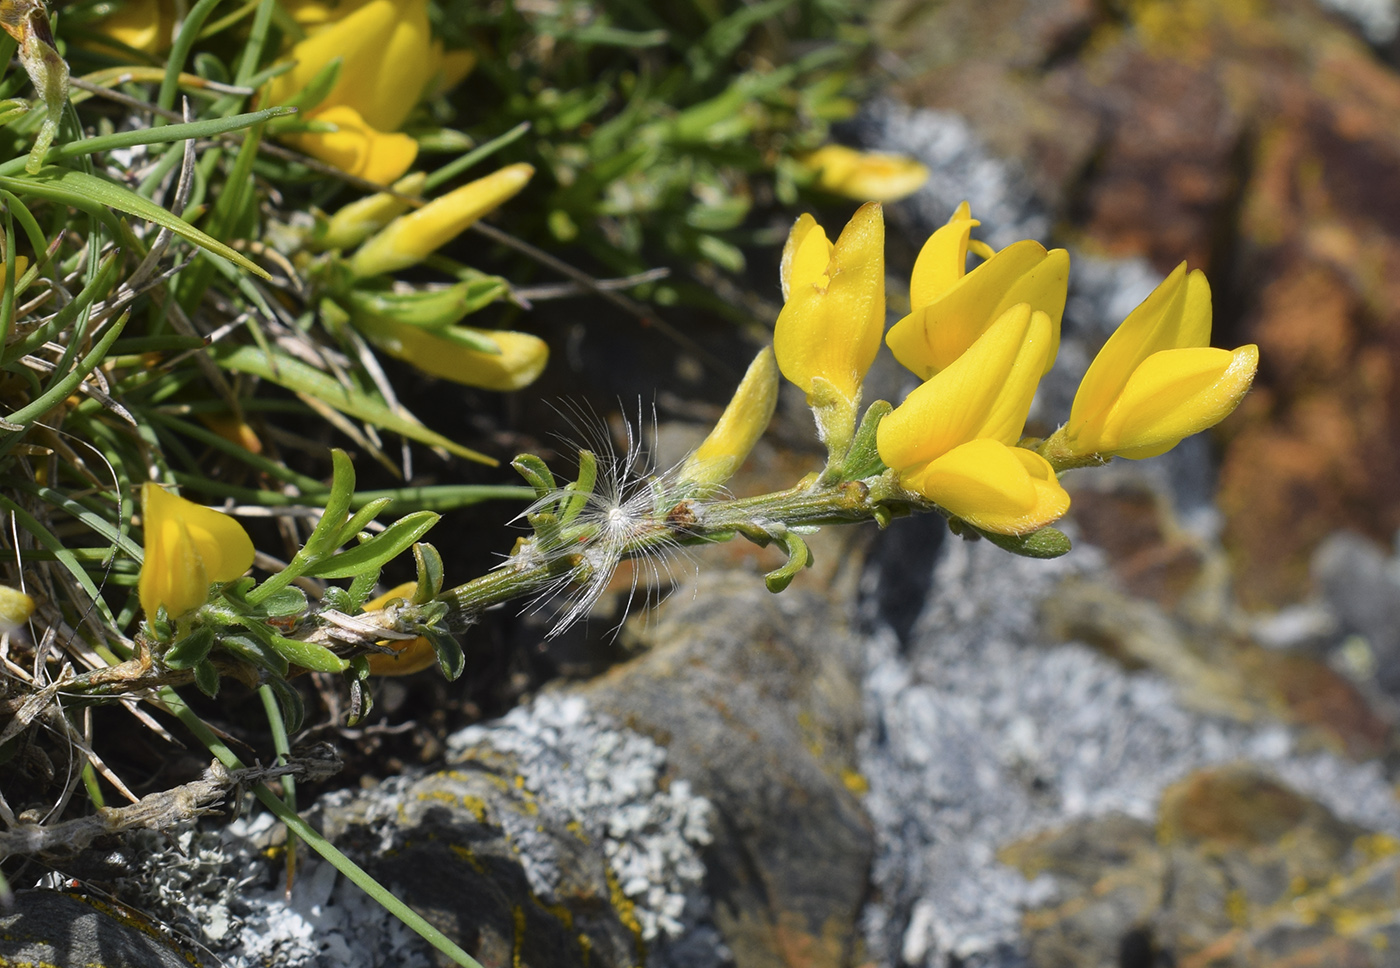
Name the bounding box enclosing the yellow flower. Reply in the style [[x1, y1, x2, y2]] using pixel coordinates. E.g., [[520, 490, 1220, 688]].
[[801, 145, 930, 203], [352, 311, 549, 391], [677, 346, 779, 492], [361, 582, 437, 676], [92, 0, 176, 54], [885, 201, 1069, 380], [773, 202, 885, 406], [1049, 263, 1259, 462], [139, 483, 256, 619], [287, 106, 420, 188], [877, 303, 1070, 535], [0, 585, 34, 633], [350, 163, 535, 278], [264, 0, 457, 184]]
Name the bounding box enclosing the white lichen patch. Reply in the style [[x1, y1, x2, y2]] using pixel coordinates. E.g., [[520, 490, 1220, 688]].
[[111, 806, 434, 968], [449, 692, 714, 942]]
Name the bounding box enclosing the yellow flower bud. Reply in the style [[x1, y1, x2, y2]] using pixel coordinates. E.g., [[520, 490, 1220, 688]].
[[773, 202, 885, 405], [361, 581, 437, 676], [139, 484, 256, 619], [886, 201, 1069, 380], [677, 346, 779, 492], [353, 311, 549, 391], [800, 145, 930, 203], [350, 163, 535, 278], [1052, 263, 1259, 461], [0, 584, 34, 633], [321, 172, 427, 251], [877, 303, 1070, 535]]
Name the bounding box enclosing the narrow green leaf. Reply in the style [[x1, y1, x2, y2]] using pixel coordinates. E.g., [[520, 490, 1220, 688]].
[[208, 345, 494, 464], [559, 450, 597, 526], [0, 168, 268, 277], [302, 449, 357, 559], [334, 498, 392, 548], [306, 511, 439, 579]]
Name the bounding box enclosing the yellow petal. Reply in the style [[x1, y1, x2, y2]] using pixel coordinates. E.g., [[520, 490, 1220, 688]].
[[773, 202, 885, 402], [0, 585, 34, 633], [908, 201, 977, 309], [779, 213, 832, 301], [877, 304, 1053, 471], [321, 171, 427, 250], [900, 439, 1070, 535], [355, 315, 549, 391], [346, 0, 437, 132], [888, 241, 1068, 379], [286, 105, 418, 185], [350, 163, 535, 277], [94, 0, 175, 54], [802, 145, 930, 203], [265, 0, 400, 112], [678, 346, 779, 490], [1092, 344, 1259, 459], [1067, 263, 1211, 437], [139, 483, 254, 618]]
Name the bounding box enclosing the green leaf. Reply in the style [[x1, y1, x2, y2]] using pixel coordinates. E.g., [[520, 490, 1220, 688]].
[[164, 627, 215, 669], [426, 629, 465, 681], [334, 498, 392, 548], [208, 345, 494, 464], [301, 448, 357, 559], [977, 526, 1072, 560], [839, 400, 892, 481], [306, 511, 440, 579], [193, 659, 221, 697], [559, 450, 596, 526], [512, 454, 556, 497], [269, 633, 350, 673], [412, 543, 443, 604], [764, 532, 811, 593], [264, 677, 306, 734], [0, 168, 268, 278], [260, 586, 308, 618], [221, 633, 289, 677]]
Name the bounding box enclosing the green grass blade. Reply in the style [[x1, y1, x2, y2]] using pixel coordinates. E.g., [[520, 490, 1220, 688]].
[[0, 168, 268, 278], [208, 344, 496, 464]]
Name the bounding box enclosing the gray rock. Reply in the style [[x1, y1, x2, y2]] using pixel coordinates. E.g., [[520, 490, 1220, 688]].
[[583, 570, 874, 968], [0, 889, 205, 968], [1313, 531, 1400, 696], [857, 535, 1400, 968]]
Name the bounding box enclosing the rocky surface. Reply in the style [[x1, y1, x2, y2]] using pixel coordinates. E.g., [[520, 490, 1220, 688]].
[[0, 889, 206, 968]]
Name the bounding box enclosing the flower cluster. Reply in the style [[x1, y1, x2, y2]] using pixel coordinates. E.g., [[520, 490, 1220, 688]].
[[772, 203, 1259, 537]]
